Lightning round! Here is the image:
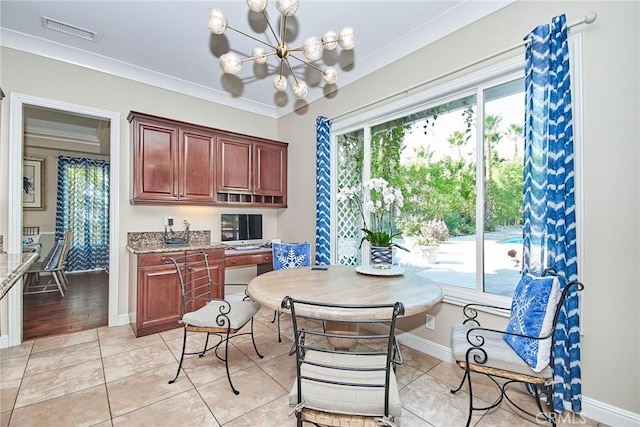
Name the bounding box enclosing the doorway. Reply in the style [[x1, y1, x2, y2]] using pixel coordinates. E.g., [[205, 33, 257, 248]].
[[6, 93, 120, 347]]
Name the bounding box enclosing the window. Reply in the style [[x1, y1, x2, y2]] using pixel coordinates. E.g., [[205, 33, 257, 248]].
[[56, 156, 110, 272], [333, 61, 528, 303]]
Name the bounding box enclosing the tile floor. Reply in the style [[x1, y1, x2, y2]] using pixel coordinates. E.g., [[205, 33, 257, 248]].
[[1, 308, 601, 427]]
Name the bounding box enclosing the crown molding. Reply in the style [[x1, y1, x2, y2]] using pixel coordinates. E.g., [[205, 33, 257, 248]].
[[0, 28, 279, 119]]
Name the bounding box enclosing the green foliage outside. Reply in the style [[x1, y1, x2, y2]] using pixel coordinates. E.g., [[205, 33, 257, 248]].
[[357, 110, 524, 240]]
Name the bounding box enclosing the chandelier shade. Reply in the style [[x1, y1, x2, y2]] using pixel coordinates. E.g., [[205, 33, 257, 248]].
[[207, 0, 355, 99]]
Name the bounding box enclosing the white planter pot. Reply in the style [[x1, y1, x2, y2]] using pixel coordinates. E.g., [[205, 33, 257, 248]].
[[420, 245, 440, 264]]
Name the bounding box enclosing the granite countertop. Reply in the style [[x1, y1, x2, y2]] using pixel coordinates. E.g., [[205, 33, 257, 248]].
[[126, 241, 226, 254], [0, 252, 38, 300], [126, 230, 226, 254]]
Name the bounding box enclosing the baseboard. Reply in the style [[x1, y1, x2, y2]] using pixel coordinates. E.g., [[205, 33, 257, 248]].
[[395, 329, 455, 364], [373, 325, 640, 426], [581, 396, 640, 427], [366, 323, 454, 364], [0, 334, 8, 349], [117, 313, 131, 326]]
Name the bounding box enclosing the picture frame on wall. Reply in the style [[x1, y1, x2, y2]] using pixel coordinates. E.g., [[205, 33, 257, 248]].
[[23, 157, 45, 210]]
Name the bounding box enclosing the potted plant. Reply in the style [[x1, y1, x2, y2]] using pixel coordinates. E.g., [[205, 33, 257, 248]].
[[337, 178, 408, 268], [418, 219, 449, 264]]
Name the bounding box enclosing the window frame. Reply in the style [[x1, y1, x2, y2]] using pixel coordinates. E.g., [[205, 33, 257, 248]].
[[331, 41, 584, 312]]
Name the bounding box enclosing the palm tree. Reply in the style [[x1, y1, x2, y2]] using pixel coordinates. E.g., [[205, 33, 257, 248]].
[[506, 123, 523, 157], [483, 114, 503, 227]]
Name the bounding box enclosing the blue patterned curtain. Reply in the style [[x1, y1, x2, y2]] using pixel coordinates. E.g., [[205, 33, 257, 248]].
[[522, 14, 581, 412], [56, 156, 110, 272], [315, 116, 332, 265]]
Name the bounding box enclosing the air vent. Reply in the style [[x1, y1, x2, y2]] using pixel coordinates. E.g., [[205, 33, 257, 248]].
[[42, 16, 98, 42]]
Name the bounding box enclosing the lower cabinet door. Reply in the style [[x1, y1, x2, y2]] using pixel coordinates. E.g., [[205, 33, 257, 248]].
[[136, 264, 183, 336]]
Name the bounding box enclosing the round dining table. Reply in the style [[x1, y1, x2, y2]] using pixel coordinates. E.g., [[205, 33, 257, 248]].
[[247, 264, 444, 320]]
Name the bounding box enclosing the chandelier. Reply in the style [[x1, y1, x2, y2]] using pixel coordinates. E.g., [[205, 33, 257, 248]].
[[207, 0, 355, 99]]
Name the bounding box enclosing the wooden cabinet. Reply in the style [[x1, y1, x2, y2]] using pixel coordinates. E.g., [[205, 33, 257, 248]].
[[217, 135, 287, 206], [129, 111, 287, 207], [179, 127, 217, 202], [131, 249, 225, 337], [131, 116, 179, 202], [225, 248, 274, 275], [218, 135, 252, 193], [130, 112, 217, 204], [254, 141, 287, 200]]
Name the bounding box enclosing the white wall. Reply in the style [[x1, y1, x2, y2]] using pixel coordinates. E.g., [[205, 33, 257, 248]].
[[278, 0, 639, 418]]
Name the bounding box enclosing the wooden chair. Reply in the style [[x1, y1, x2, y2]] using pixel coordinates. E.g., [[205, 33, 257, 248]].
[[282, 296, 404, 427], [166, 251, 263, 395], [450, 269, 584, 426], [271, 242, 311, 341], [23, 229, 72, 297], [23, 226, 40, 236]]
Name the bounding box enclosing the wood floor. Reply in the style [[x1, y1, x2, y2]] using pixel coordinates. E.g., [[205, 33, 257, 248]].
[[22, 270, 109, 341]]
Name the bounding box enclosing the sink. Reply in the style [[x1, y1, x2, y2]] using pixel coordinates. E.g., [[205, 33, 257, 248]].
[[164, 238, 188, 245], [164, 227, 189, 245]]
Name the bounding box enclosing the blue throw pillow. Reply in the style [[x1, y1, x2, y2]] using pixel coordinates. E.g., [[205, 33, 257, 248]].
[[273, 242, 311, 270], [504, 273, 561, 372]]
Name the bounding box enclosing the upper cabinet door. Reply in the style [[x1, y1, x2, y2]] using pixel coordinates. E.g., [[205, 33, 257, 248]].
[[131, 117, 179, 202], [217, 135, 252, 193], [254, 141, 287, 198], [180, 127, 217, 202], [129, 111, 287, 207]]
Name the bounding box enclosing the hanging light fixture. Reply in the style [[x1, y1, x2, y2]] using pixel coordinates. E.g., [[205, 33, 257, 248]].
[[207, 0, 355, 99]]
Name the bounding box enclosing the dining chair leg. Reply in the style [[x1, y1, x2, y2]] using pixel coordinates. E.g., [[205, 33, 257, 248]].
[[277, 312, 282, 342], [223, 330, 239, 395], [169, 327, 188, 384], [450, 367, 468, 394], [200, 333, 211, 357], [271, 310, 282, 342], [51, 272, 65, 297], [54, 271, 68, 290], [249, 318, 264, 358]]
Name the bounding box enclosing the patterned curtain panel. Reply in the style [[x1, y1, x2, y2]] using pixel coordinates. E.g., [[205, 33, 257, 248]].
[[315, 116, 332, 265], [56, 156, 110, 272], [522, 14, 581, 412]]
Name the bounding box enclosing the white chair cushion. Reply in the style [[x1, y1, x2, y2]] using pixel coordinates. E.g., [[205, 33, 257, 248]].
[[451, 324, 552, 378], [289, 349, 402, 418], [182, 300, 260, 329]]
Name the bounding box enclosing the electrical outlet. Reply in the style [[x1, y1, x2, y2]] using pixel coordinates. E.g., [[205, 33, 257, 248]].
[[426, 314, 435, 330], [164, 216, 173, 227]]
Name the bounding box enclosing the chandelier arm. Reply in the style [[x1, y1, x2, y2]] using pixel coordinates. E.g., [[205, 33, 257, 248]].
[[242, 51, 279, 63], [283, 58, 300, 84], [261, 10, 282, 46], [281, 15, 288, 49], [288, 53, 325, 73], [226, 25, 277, 50]]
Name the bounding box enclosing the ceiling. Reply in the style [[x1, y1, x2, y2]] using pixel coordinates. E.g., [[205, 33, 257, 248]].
[[1, 0, 514, 121], [23, 105, 111, 156]]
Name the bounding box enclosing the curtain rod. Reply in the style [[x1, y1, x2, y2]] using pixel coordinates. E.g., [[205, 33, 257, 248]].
[[329, 12, 597, 122]]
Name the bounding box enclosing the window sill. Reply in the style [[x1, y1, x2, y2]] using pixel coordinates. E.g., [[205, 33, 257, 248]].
[[439, 284, 512, 318]]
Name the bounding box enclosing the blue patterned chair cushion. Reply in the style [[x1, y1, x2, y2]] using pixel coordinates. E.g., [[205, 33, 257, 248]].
[[503, 273, 561, 372], [273, 242, 311, 270]]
